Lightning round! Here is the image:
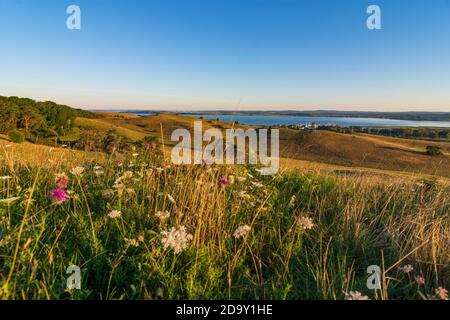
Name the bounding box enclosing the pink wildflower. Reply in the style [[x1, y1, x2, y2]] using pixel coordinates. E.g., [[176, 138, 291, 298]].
[[218, 176, 228, 187], [414, 275, 425, 285], [50, 189, 69, 203], [55, 174, 69, 189]]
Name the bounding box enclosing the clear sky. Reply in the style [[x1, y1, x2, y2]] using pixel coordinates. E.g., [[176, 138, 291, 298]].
[[1, 0, 450, 111]]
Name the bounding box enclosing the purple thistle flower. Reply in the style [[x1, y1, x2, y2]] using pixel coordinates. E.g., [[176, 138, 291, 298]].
[[51, 189, 69, 203], [218, 176, 229, 187]]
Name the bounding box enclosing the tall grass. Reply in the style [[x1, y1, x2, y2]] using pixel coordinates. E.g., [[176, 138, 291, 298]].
[[0, 143, 448, 300]]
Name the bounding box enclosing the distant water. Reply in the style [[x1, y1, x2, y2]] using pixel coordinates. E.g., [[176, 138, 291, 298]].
[[185, 114, 450, 128], [109, 110, 450, 128]]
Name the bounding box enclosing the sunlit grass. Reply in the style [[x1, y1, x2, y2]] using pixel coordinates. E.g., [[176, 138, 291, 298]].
[[0, 142, 448, 300]]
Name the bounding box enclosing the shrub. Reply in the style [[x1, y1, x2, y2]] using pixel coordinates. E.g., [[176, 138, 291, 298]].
[[8, 129, 25, 143], [426, 145, 443, 156]]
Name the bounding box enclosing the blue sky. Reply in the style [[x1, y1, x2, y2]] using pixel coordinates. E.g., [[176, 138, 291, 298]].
[[1, 0, 450, 111]]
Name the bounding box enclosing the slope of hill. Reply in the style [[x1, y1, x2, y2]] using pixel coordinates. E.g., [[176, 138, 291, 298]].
[[3, 101, 449, 179], [75, 112, 450, 178], [279, 129, 450, 177]]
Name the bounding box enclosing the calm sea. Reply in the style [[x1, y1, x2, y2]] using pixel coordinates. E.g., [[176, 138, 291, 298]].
[[112, 111, 450, 128], [186, 114, 450, 128]]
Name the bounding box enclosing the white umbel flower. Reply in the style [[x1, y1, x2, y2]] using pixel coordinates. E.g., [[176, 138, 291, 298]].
[[398, 264, 414, 273], [161, 226, 193, 254], [344, 291, 370, 300], [233, 225, 251, 239], [435, 287, 448, 300], [108, 210, 122, 219], [70, 166, 85, 176], [297, 216, 315, 230]]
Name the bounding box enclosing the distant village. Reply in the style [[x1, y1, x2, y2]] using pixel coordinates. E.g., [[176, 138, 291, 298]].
[[271, 123, 320, 130]]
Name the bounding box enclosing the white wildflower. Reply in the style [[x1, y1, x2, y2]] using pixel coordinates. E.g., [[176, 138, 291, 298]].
[[414, 275, 425, 285], [94, 170, 105, 177], [435, 287, 448, 300], [233, 225, 251, 239], [108, 210, 122, 219], [344, 291, 370, 300], [297, 216, 315, 230], [156, 210, 170, 221], [161, 226, 193, 254], [398, 264, 414, 274], [70, 166, 85, 176], [102, 189, 115, 198]]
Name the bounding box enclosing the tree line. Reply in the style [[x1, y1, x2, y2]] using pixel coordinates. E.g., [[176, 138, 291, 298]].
[[0, 95, 96, 142]]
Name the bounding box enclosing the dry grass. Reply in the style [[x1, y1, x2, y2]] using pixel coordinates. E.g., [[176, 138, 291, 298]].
[[0, 137, 448, 300], [279, 129, 450, 178]]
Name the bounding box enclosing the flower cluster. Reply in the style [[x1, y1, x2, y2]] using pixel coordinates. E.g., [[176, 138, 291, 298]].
[[55, 173, 69, 189], [108, 210, 122, 219], [50, 189, 69, 203], [398, 264, 414, 273], [70, 166, 85, 176], [344, 291, 370, 300], [296, 216, 315, 230], [161, 226, 193, 254], [233, 225, 251, 239], [435, 287, 448, 300]]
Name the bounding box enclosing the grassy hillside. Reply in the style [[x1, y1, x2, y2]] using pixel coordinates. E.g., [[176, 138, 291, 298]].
[[279, 129, 450, 178], [71, 113, 450, 178], [0, 141, 448, 300]]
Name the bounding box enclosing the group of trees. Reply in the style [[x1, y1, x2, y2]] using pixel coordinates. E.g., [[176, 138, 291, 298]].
[[0, 95, 95, 142], [0, 95, 156, 155]]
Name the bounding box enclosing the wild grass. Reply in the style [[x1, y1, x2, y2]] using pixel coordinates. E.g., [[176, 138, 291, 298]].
[[0, 143, 448, 300]]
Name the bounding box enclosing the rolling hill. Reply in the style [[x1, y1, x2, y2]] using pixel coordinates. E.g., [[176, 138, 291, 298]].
[[73, 112, 450, 178]]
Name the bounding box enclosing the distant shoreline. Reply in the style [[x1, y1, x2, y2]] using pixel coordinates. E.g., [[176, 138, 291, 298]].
[[93, 110, 450, 122]]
